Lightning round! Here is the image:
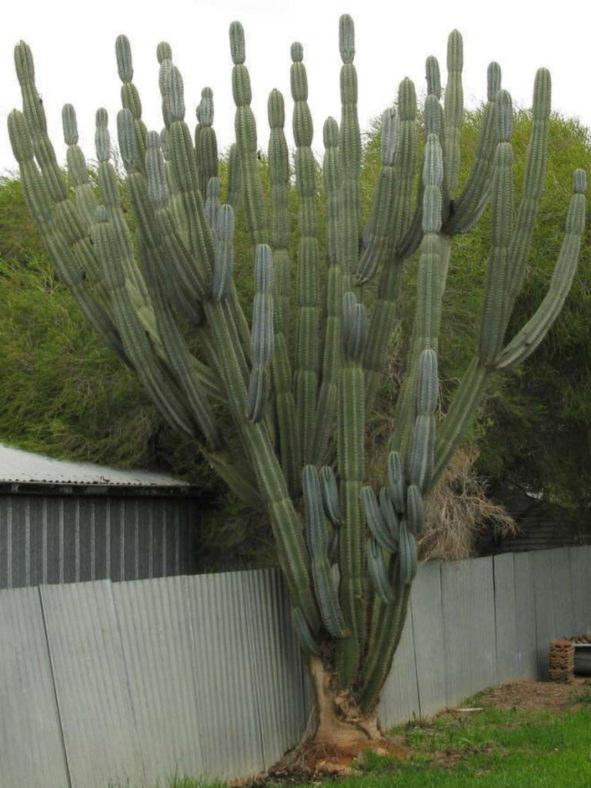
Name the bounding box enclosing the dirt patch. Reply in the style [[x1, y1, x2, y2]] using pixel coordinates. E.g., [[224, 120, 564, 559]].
[[470, 678, 591, 712]]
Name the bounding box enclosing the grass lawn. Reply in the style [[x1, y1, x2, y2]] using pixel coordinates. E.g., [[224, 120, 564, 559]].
[[175, 679, 591, 788]]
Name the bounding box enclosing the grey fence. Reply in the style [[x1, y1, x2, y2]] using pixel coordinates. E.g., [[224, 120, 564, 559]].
[[1, 546, 590, 788]]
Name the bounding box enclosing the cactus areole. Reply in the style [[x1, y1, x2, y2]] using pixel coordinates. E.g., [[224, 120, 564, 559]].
[[9, 15, 585, 769]]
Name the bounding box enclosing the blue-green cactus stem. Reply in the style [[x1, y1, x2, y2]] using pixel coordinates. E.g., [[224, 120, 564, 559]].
[[338, 14, 361, 281], [311, 116, 343, 465], [8, 109, 126, 362], [359, 573, 410, 713], [303, 465, 348, 637], [445, 62, 501, 234], [290, 41, 321, 464], [502, 68, 552, 326], [248, 244, 275, 422], [478, 91, 514, 364], [443, 30, 464, 200], [496, 169, 586, 370], [62, 104, 100, 230], [195, 87, 219, 199], [336, 292, 367, 686], [367, 539, 396, 604], [356, 107, 399, 284], [230, 21, 267, 246], [363, 78, 418, 411], [115, 35, 147, 173], [226, 143, 242, 213], [362, 486, 398, 553], [267, 87, 301, 492], [391, 134, 445, 462]]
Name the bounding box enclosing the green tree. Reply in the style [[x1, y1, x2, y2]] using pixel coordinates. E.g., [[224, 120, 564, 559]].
[[7, 16, 585, 758]]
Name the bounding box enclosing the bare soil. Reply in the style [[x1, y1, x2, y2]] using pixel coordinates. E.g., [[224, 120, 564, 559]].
[[467, 677, 591, 712]]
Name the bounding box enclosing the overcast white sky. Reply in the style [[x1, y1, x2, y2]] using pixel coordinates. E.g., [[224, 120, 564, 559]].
[[1, 0, 590, 175]]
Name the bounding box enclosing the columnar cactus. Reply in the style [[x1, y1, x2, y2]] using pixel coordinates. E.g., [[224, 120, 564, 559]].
[[9, 15, 585, 755]]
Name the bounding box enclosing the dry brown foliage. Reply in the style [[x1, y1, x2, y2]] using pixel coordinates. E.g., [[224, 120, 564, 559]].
[[419, 446, 517, 561]]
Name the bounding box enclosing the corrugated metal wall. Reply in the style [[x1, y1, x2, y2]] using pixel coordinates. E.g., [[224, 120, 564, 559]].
[[1, 546, 590, 787], [0, 494, 202, 589]]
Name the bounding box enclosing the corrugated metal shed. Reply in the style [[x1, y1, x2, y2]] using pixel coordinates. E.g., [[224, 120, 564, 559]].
[[0, 443, 193, 491], [0, 445, 208, 589]]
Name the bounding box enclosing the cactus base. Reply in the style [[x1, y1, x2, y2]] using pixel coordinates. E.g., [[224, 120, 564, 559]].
[[273, 657, 408, 775]]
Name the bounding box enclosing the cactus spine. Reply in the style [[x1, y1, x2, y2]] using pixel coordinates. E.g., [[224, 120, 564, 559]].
[[9, 16, 585, 747]]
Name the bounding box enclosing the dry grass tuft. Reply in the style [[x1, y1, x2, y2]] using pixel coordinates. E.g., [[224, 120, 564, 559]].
[[419, 446, 517, 561]]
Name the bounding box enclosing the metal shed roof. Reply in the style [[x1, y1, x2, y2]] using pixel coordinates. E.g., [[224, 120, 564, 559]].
[[0, 444, 191, 489]]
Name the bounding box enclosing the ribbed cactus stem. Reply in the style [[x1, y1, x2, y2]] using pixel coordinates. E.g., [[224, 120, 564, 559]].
[[248, 244, 275, 422], [291, 41, 321, 465], [115, 34, 147, 170], [336, 288, 367, 686], [443, 29, 464, 199], [195, 87, 219, 198], [267, 87, 301, 492], [338, 14, 361, 282], [356, 107, 399, 284], [230, 21, 267, 246]]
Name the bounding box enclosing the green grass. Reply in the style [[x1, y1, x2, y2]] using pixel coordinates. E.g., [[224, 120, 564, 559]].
[[292, 687, 591, 787], [169, 684, 591, 788]]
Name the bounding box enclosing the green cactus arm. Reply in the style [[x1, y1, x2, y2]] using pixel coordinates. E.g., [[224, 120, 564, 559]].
[[311, 117, 343, 465], [164, 64, 215, 281], [230, 21, 267, 246], [444, 61, 501, 234], [356, 107, 399, 284], [303, 466, 348, 637], [407, 350, 439, 492], [335, 293, 367, 686], [338, 14, 361, 282], [62, 104, 101, 230], [431, 356, 489, 489], [495, 170, 586, 370], [92, 206, 197, 436], [205, 177, 221, 246], [115, 34, 147, 173], [290, 41, 321, 464], [362, 486, 399, 553], [443, 30, 464, 200], [226, 143, 242, 213], [267, 88, 302, 492], [391, 134, 446, 461], [248, 245, 275, 422], [478, 91, 515, 364], [367, 539, 396, 604], [358, 571, 410, 713], [291, 606, 321, 656], [195, 87, 219, 198], [502, 68, 552, 326], [267, 89, 291, 339], [8, 110, 127, 362], [362, 77, 418, 410], [320, 465, 342, 526], [204, 449, 262, 510]]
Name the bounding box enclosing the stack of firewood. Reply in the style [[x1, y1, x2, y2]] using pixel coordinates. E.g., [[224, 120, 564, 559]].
[[549, 639, 575, 682]]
